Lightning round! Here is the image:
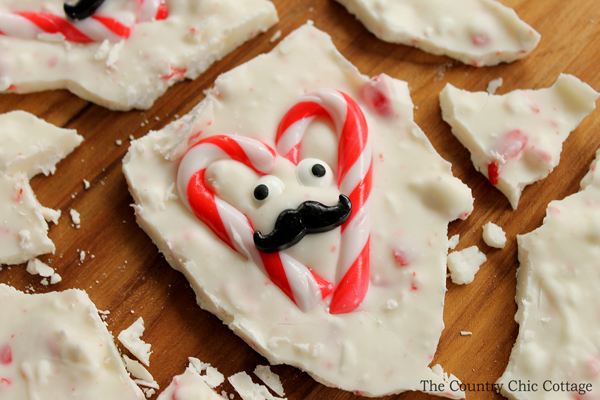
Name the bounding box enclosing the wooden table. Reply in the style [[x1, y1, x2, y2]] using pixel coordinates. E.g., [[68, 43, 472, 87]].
[[1, 0, 599, 399]]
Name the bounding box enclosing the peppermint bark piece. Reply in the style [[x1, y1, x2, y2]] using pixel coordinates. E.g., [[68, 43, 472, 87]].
[[124, 24, 473, 397], [0, 111, 83, 265], [0, 284, 144, 400], [440, 74, 599, 209], [498, 150, 600, 399], [0, 0, 278, 110], [335, 0, 540, 66]]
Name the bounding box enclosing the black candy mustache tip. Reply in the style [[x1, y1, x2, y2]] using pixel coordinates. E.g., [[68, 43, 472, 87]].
[[253, 194, 352, 253]]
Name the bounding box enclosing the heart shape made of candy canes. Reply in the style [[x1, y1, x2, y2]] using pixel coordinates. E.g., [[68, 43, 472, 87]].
[[0, 0, 167, 43], [177, 89, 372, 314]]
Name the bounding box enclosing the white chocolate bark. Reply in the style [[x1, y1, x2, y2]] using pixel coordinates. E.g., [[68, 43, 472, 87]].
[[0, 173, 56, 265], [0, 111, 82, 266], [334, 0, 540, 66], [0, 111, 82, 178], [123, 24, 473, 397], [0, 284, 144, 400], [482, 221, 506, 248], [498, 150, 600, 399], [440, 74, 599, 209], [157, 359, 224, 400], [0, 0, 278, 111], [447, 246, 486, 285]]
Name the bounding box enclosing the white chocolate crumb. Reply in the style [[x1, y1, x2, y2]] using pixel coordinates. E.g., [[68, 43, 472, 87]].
[[26, 258, 54, 277], [80, 250, 86, 262], [70, 209, 81, 226], [254, 365, 285, 396], [486, 78, 503, 94], [83, 179, 91, 189], [482, 222, 507, 249], [460, 331, 473, 336], [447, 246, 486, 285], [448, 234, 459, 250], [270, 30, 282, 42], [116, 140, 123, 146], [118, 317, 152, 366]]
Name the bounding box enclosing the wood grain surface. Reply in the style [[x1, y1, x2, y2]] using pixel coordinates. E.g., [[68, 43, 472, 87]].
[[1, 0, 599, 399]]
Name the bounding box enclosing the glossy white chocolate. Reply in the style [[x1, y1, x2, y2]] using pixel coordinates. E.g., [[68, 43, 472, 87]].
[[123, 24, 473, 397], [440, 74, 599, 209], [0, 0, 278, 110], [334, 0, 540, 66], [0, 284, 144, 400], [498, 150, 600, 399]]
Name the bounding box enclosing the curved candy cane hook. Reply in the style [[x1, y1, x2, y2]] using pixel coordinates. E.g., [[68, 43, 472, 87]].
[[276, 89, 372, 314]]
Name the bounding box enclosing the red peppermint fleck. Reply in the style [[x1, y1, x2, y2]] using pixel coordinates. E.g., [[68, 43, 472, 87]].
[[7, 85, 17, 92], [161, 65, 186, 81], [1, 378, 10, 386], [0, 345, 12, 365], [361, 75, 393, 117], [488, 161, 500, 186], [410, 284, 418, 291], [393, 249, 410, 267], [471, 33, 490, 46]]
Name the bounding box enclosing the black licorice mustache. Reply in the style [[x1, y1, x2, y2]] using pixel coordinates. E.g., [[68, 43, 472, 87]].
[[253, 195, 352, 253], [64, 0, 106, 20]]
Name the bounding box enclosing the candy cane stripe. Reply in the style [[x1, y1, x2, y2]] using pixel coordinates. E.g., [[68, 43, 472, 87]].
[[276, 88, 372, 314], [17, 12, 94, 42], [329, 238, 370, 314], [91, 15, 131, 38]]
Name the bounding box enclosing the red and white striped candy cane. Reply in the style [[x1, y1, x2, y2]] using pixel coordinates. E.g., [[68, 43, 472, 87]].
[[177, 135, 334, 312], [276, 88, 372, 314], [0, 0, 167, 43]]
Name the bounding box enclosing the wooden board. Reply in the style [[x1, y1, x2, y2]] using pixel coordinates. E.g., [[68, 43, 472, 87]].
[[1, 0, 599, 399]]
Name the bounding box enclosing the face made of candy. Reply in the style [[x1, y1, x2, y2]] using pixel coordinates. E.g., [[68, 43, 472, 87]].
[[0, 0, 168, 43], [177, 89, 373, 315]]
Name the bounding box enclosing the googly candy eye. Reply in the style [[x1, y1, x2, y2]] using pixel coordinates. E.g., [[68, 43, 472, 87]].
[[252, 176, 284, 202], [296, 158, 334, 188]]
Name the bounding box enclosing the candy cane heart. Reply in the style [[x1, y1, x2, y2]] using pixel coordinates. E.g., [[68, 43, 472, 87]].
[[276, 89, 373, 314], [177, 134, 334, 312]]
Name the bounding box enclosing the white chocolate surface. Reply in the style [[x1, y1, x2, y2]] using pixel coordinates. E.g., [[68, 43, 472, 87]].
[[440, 74, 599, 209], [447, 246, 486, 285], [0, 283, 144, 400], [498, 150, 600, 399], [334, 0, 540, 66], [124, 24, 473, 397], [0, 0, 278, 110]]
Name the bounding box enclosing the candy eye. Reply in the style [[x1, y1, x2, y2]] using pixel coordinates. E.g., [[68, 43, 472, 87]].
[[296, 158, 334, 188], [252, 176, 284, 202]]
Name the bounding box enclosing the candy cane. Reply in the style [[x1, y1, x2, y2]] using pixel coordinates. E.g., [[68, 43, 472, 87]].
[[177, 135, 334, 312], [0, 0, 167, 43], [276, 89, 372, 314]]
